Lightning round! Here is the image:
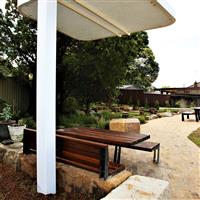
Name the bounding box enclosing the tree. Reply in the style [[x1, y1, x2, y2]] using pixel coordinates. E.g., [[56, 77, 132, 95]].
[[0, 0, 71, 116], [125, 46, 159, 90], [61, 31, 158, 112], [0, 0, 37, 115], [0, 0, 37, 81]]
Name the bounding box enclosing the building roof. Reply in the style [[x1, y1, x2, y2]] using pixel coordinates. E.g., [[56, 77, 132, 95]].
[[119, 85, 143, 91]]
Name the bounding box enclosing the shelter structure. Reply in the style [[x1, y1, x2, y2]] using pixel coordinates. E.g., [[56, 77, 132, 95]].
[[17, 0, 175, 194], [155, 82, 200, 106]]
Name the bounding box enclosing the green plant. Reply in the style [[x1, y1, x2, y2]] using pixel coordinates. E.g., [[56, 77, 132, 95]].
[[21, 117, 36, 129], [96, 117, 109, 129], [0, 104, 13, 121], [57, 112, 97, 128], [138, 115, 146, 124], [63, 96, 79, 114], [154, 100, 160, 110]]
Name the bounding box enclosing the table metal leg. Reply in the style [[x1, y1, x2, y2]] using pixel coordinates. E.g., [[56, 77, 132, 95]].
[[117, 146, 121, 164], [114, 146, 121, 164], [195, 110, 199, 122], [114, 146, 118, 163]]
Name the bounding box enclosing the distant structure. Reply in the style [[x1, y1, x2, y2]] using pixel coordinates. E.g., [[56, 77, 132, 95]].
[[118, 85, 170, 107], [118, 82, 200, 107], [155, 81, 200, 107]]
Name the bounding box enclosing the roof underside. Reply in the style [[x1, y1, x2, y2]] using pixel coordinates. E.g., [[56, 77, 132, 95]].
[[18, 0, 175, 41]]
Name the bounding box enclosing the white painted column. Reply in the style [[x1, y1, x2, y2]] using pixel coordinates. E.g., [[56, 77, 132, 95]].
[[36, 0, 57, 194]]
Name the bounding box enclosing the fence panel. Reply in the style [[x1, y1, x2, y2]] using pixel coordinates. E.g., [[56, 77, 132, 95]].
[[0, 78, 30, 113]]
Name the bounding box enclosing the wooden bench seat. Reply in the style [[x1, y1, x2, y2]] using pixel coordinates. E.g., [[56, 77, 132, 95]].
[[114, 141, 160, 164], [130, 141, 160, 163], [23, 128, 125, 179]]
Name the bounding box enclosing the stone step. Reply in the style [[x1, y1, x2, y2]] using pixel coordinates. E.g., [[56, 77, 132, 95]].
[[101, 175, 169, 200]]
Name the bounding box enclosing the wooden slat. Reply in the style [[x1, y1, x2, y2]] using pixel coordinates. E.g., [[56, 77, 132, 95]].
[[57, 128, 150, 147], [23, 128, 125, 179], [131, 141, 159, 152]]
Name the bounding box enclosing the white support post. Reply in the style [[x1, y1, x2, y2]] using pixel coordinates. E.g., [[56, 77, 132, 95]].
[[36, 0, 57, 194]]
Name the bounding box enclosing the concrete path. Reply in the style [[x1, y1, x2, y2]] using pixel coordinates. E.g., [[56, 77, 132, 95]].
[[110, 115, 200, 200]]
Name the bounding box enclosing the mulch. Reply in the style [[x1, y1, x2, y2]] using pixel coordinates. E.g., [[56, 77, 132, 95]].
[[0, 163, 63, 200], [0, 163, 90, 200]]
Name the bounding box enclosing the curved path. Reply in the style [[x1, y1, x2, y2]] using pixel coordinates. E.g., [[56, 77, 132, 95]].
[[111, 115, 200, 199]]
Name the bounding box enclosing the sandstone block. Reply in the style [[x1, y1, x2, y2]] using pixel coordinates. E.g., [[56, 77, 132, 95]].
[[0, 143, 23, 170], [110, 118, 140, 133], [20, 154, 36, 178], [101, 175, 169, 200]]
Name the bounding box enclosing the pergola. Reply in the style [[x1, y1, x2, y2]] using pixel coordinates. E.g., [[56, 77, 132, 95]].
[[17, 0, 175, 195]]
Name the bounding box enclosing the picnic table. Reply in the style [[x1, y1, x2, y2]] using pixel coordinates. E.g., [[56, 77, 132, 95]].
[[56, 127, 150, 164], [194, 107, 200, 122], [182, 107, 200, 122]]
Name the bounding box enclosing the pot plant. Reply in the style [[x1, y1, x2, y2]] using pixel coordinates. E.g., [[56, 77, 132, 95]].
[[8, 119, 26, 143], [0, 104, 16, 142]]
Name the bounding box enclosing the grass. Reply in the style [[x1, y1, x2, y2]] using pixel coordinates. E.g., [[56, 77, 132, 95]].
[[188, 127, 200, 147]]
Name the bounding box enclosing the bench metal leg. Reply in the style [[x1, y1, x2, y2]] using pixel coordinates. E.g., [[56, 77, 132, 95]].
[[182, 114, 184, 121], [195, 110, 199, 122], [187, 114, 189, 119], [153, 145, 160, 164]]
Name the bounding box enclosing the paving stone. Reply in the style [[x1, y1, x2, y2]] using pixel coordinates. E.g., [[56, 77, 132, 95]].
[[101, 175, 169, 200]]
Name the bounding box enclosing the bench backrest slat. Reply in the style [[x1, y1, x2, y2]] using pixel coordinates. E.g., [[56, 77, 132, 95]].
[[23, 128, 109, 178]]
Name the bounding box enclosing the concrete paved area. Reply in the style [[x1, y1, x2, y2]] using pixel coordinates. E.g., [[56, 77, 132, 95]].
[[110, 115, 200, 199]]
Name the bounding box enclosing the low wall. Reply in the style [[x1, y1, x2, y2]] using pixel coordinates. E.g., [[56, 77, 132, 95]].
[[0, 143, 131, 199]]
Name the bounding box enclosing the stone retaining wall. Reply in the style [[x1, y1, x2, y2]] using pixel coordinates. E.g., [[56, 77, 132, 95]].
[[0, 143, 131, 198]]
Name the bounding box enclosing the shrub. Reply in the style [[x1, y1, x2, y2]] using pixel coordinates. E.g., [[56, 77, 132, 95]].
[[57, 112, 97, 128], [21, 117, 36, 129], [154, 100, 160, 110], [101, 111, 111, 121], [0, 104, 12, 121], [96, 117, 109, 129], [138, 115, 146, 124], [63, 96, 79, 114]]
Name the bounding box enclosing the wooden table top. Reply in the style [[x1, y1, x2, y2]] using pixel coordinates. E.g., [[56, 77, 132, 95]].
[[56, 127, 150, 147]]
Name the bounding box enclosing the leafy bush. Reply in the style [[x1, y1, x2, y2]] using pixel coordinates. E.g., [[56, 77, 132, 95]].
[[0, 104, 12, 121], [57, 112, 97, 128], [96, 117, 109, 129], [63, 96, 79, 114], [0, 99, 6, 112], [138, 115, 146, 124], [21, 117, 36, 129], [101, 111, 111, 121]]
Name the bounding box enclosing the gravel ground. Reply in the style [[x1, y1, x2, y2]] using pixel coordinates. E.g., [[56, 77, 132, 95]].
[[112, 114, 200, 200]]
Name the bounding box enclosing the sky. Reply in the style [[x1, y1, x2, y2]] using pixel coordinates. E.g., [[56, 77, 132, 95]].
[[0, 0, 200, 88], [148, 0, 200, 88]]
